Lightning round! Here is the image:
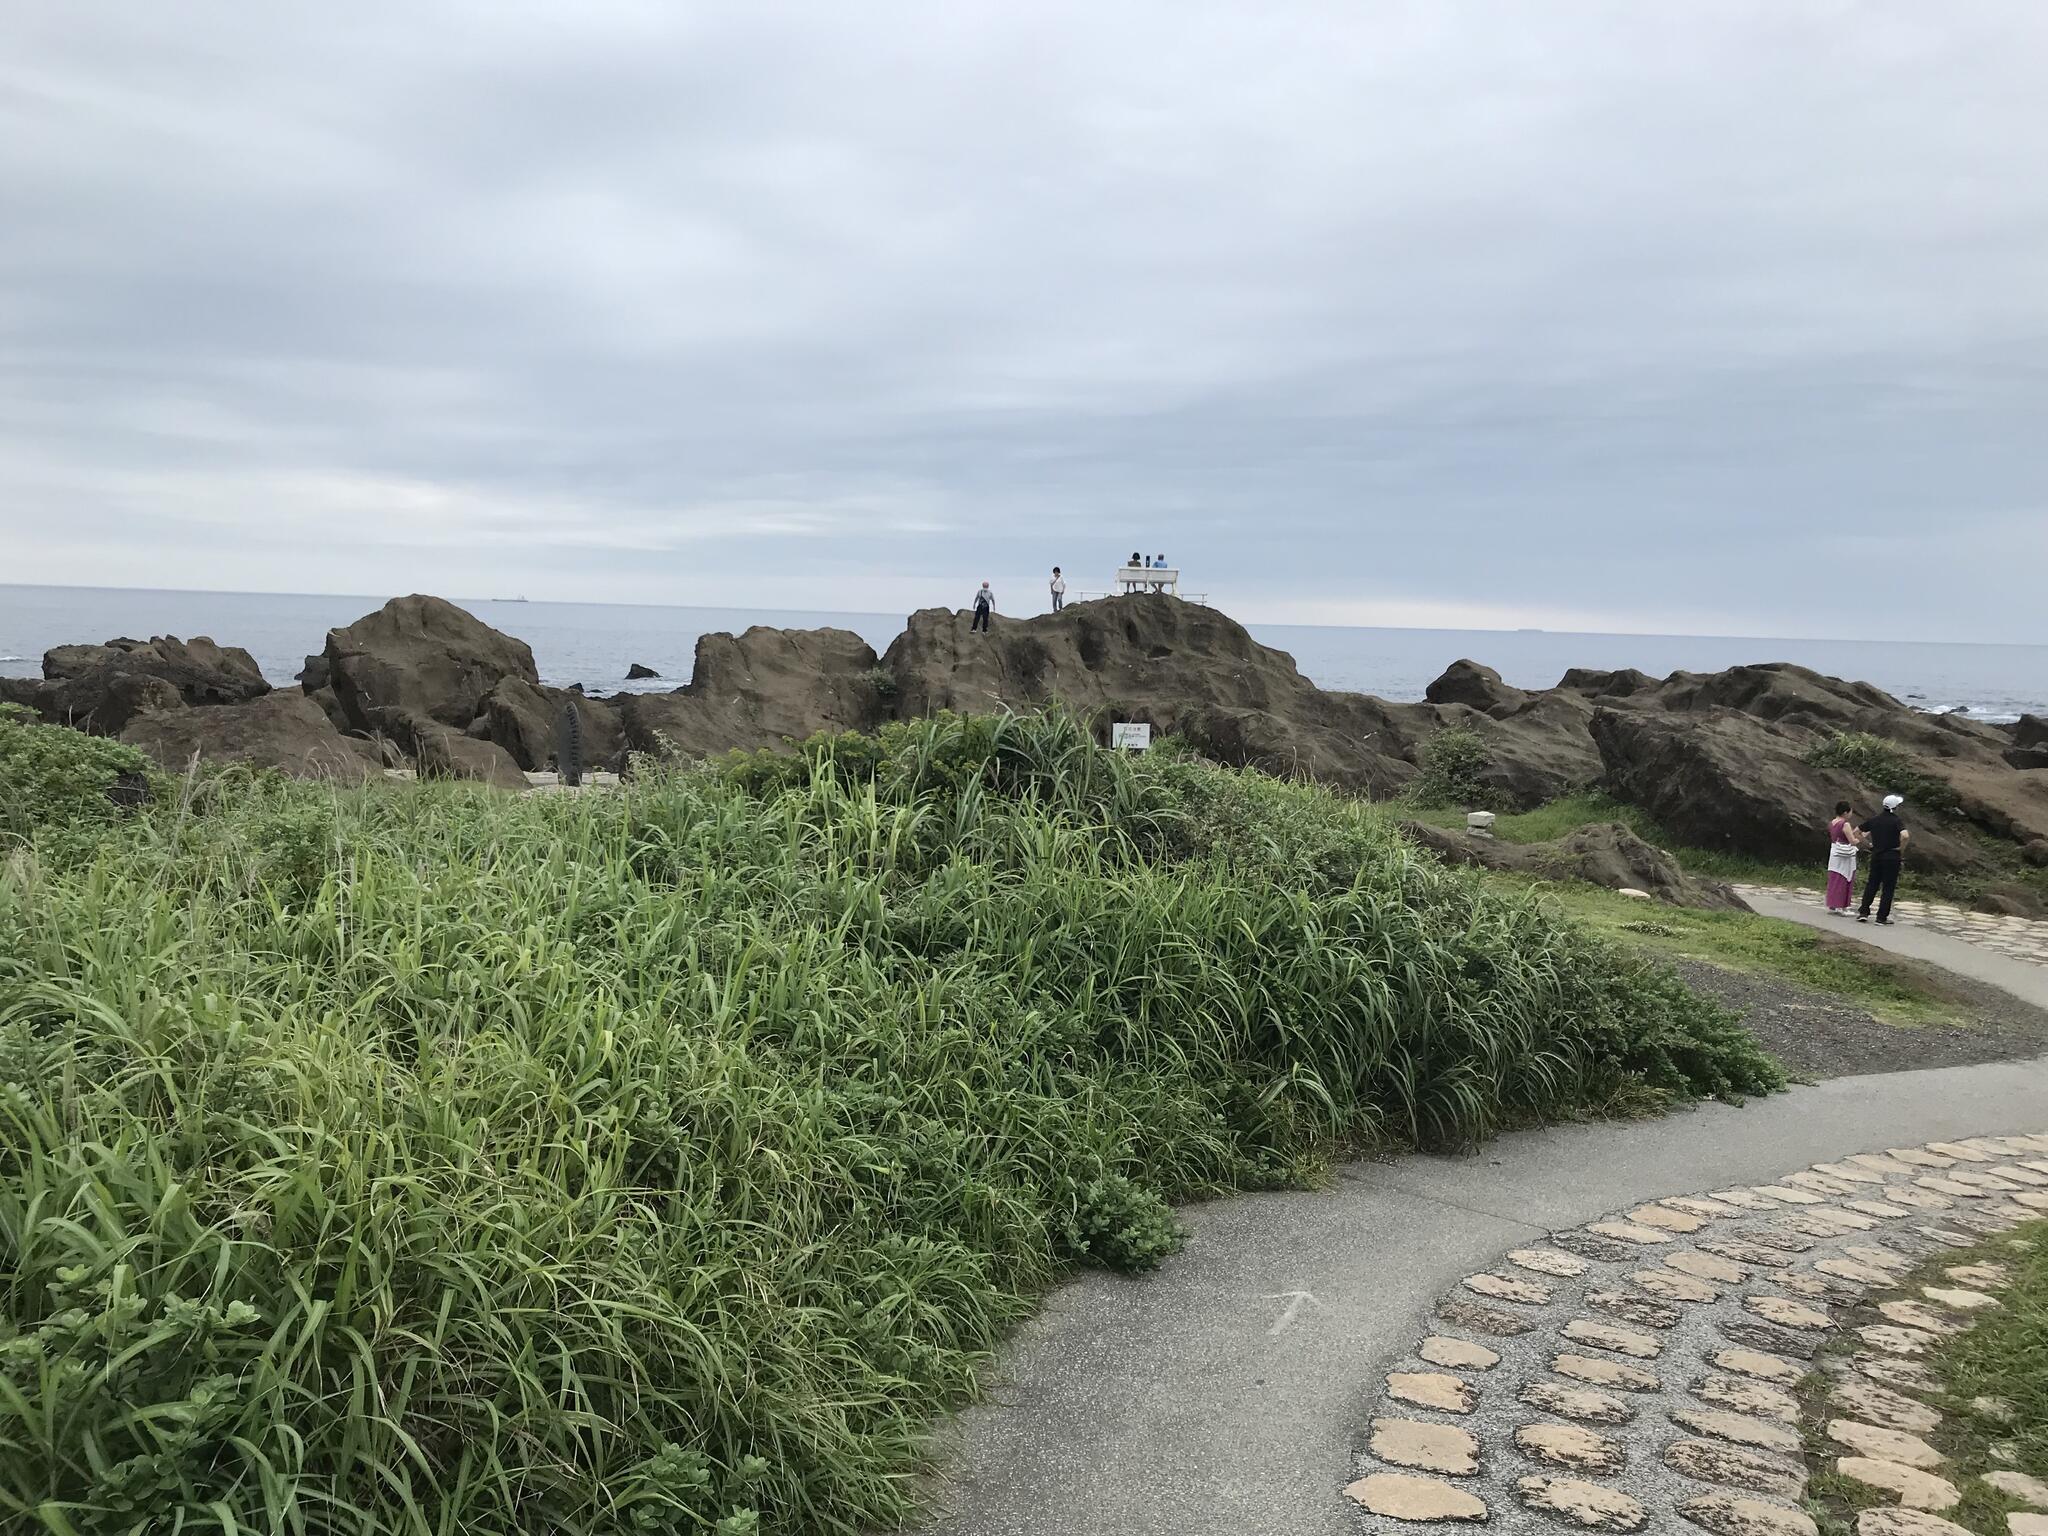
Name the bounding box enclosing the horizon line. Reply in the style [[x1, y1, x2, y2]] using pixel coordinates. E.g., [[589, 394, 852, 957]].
[[0, 578, 2039, 653]]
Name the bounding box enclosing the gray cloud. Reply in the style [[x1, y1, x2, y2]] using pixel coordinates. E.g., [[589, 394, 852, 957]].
[[3, 1, 2045, 638]]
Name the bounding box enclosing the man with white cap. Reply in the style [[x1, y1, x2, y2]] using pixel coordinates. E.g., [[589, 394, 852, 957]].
[[1856, 793, 1911, 925]]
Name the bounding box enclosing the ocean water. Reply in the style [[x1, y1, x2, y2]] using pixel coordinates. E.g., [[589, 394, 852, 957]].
[[3, 584, 2043, 722]]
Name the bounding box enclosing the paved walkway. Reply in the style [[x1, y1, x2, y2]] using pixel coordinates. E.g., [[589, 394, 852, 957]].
[[914, 1058, 2048, 1536], [1738, 886, 2048, 1012], [1345, 1131, 2048, 1532], [1736, 882, 2048, 968]]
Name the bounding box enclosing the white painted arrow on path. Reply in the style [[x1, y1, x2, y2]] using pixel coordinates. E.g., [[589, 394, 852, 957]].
[[1263, 1290, 1321, 1336]]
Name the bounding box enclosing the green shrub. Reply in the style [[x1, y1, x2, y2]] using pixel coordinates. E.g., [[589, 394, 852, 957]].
[[0, 704, 155, 846], [1403, 725, 1501, 810], [0, 710, 1779, 1535], [1806, 730, 1963, 816]]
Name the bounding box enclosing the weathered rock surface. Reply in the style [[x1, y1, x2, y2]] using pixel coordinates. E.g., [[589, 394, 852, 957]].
[[122, 692, 384, 782], [412, 724, 529, 790], [481, 677, 626, 773], [1426, 657, 1529, 714], [1401, 820, 1748, 909], [323, 594, 539, 746], [625, 662, 660, 680], [32, 634, 271, 734], [618, 626, 885, 758]]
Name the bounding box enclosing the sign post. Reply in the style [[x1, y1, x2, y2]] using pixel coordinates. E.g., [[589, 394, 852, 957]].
[[1110, 722, 1152, 751]]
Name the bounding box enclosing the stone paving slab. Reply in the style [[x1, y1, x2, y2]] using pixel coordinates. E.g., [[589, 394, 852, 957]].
[[1736, 883, 2048, 967], [1345, 1127, 2048, 1534]]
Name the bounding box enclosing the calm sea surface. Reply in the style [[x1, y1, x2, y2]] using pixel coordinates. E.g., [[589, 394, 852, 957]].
[[3, 585, 2043, 722]]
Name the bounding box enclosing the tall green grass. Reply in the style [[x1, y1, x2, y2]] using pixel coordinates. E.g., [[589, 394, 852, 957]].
[[0, 711, 1781, 1535]]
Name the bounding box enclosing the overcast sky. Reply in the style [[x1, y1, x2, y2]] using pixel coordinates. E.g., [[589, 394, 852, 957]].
[[3, 3, 2045, 640]]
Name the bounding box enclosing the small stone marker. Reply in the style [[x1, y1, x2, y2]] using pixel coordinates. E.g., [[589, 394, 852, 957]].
[[1465, 810, 1496, 838], [1633, 1267, 1719, 1302], [1877, 1299, 1961, 1335], [1834, 1457, 1960, 1510], [1827, 1419, 1944, 1469], [1418, 1335, 1500, 1371], [1510, 1247, 1590, 1277], [1663, 1438, 1807, 1499], [1563, 1318, 1662, 1359], [1745, 1295, 1834, 1331], [1980, 1470, 2048, 1508], [1696, 1372, 1800, 1422], [1515, 1420, 1623, 1474], [1854, 1512, 1974, 1536], [1387, 1371, 1477, 1413], [1464, 1271, 1552, 1305], [1515, 1473, 1647, 1530], [1370, 1417, 1480, 1475], [1552, 1352, 1660, 1391], [1830, 1377, 1941, 1434], [1519, 1380, 1633, 1424], [1712, 1347, 1800, 1384], [1343, 1471, 1488, 1522]]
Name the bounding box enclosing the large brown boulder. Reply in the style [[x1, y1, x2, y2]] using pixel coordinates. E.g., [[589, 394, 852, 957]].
[[323, 595, 538, 742], [481, 677, 625, 772], [412, 725, 529, 790], [1401, 819, 1748, 910], [1556, 666, 1657, 698], [121, 692, 383, 782], [35, 672, 187, 735], [1425, 659, 1528, 715], [34, 634, 270, 734], [42, 635, 268, 705], [618, 626, 885, 759]]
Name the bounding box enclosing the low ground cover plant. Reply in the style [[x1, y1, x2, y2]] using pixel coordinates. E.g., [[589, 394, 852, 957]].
[[0, 710, 1781, 1535]]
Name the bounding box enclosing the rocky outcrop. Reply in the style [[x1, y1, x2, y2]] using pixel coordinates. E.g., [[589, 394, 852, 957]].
[[1425, 658, 1528, 715], [1401, 820, 1747, 910], [1556, 667, 1657, 698], [626, 663, 659, 680], [122, 693, 384, 782], [323, 595, 539, 749], [480, 678, 625, 772], [412, 726, 528, 790], [29, 634, 271, 734], [38, 672, 187, 735], [876, 599, 1436, 795], [619, 627, 885, 758], [42, 635, 268, 706], [1589, 708, 1998, 882]]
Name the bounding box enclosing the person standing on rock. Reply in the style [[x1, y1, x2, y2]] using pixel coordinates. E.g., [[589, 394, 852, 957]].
[[1825, 800, 1863, 913], [971, 581, 994, 633], [1050, 567, 1067, 612], [1857, 793, 1910, 925]]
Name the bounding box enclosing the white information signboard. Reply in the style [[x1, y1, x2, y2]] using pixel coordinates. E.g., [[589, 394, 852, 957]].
[[1111, 722, 1152, 751]]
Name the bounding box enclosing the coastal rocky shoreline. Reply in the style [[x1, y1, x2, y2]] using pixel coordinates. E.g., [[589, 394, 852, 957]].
[[7, 592, 2047, 912]]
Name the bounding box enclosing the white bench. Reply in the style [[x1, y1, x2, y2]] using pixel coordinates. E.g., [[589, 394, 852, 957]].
[[1113, 565, 1180, 595]]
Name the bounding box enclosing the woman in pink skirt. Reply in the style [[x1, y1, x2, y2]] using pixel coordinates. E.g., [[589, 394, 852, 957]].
[[1825, 800, 1863, 912]]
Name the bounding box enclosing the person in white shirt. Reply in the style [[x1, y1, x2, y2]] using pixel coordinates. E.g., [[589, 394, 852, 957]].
[[971, 581, 994, 633], [1050, 567, 1067, 612]]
